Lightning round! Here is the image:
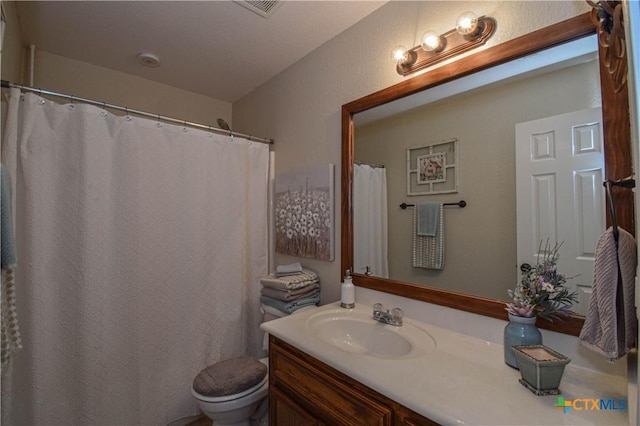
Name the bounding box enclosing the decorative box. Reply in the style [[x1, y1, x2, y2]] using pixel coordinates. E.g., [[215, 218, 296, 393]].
[[512, 345, 571, 396]]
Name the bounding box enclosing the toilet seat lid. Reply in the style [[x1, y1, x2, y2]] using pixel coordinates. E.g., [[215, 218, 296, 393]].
[[192, 374, 267, 403], [192, 357, 267, 399]]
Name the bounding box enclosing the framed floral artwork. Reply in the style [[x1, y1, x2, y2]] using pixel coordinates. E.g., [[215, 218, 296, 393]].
[[417, 152, 446, 184], [274, 164, 334, 261]]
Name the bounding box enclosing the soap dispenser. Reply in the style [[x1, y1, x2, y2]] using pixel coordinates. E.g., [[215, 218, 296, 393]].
[[341, 269, 355, 309]]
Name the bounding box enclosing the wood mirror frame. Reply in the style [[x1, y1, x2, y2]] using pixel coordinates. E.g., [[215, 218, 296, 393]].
[[341, 12, 633, 337]]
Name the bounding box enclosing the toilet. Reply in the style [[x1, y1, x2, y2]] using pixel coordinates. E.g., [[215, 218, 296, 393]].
[[191, 304, 316, 426], [191, 357, 269, 426]]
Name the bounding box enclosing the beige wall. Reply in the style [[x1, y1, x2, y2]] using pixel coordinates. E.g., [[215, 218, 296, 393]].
[[356, 60, 600, 300], [1, 1, 25, 161], [1, 0, 231, 130], [233, 1, 591, 304], [29, 51, 232, 128], [1, 1, 25, 83]]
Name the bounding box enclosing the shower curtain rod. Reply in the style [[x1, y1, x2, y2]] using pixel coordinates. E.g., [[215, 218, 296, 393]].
[[1, 80, 275, 145]]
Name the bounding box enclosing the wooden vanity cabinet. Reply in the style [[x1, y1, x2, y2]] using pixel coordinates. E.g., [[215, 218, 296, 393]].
[[269, 335, 438, 426]]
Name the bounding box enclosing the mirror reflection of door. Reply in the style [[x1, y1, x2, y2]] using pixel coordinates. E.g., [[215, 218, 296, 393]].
[[515, 107, 605, 315]]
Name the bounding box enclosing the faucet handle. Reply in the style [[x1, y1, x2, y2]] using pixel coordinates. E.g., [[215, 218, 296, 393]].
[[391, 307, 403, 324], [373, 303, 384, 313]]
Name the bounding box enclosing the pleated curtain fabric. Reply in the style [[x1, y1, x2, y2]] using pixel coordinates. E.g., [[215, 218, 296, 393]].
[[353, 164, 389, 278], [1, 89, 268, 425]]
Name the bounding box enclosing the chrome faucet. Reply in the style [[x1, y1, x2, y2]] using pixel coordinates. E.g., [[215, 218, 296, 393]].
[[372, 303, 403, 326]]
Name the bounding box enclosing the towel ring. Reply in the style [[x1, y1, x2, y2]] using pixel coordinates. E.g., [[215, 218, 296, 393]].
[[605, 180, 618, 243], [603, 176, 635, 244]]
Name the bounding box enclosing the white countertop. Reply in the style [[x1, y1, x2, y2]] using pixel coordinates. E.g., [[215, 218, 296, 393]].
[[261, 302, 629, 425]]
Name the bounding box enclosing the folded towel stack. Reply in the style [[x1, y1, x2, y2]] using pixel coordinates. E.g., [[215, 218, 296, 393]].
[[274, 261, 303, 277], [260, 264, 320, 314]]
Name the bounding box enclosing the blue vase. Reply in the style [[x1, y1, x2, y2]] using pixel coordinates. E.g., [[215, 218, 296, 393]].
[[504, 313, 542, 369]]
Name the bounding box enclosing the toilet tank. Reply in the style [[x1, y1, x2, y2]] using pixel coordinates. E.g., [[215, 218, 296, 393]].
[[261, 304, 288, 323], [260, 304, 317, 352]]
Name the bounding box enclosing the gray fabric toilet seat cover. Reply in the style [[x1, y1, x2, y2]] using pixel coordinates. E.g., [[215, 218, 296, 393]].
[[192, 357, 267, 397]]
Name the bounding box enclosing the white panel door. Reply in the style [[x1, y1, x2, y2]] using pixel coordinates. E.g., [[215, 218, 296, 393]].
[[516, 107, 605, 315]]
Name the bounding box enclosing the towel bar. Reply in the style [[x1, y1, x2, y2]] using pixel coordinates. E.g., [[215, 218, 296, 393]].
[[399, 200, 466, 210]]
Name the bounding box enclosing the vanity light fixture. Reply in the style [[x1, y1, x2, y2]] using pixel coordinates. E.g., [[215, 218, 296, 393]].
[[391, 45, 415, 66], [394, 12, 496, 76], [455, 11, 480, 36], [420, 30, 446, 53]]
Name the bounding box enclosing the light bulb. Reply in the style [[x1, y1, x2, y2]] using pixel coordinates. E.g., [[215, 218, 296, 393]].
[[456, 11, 479, 36], [391, 45, 409, 63], [421, 30, 445, 52]]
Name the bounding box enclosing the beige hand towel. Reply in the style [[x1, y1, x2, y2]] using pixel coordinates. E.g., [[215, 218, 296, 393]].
[[2, 269, 23, 371], [259, 269, 319, 290], [412, 204, 444, 269], [579, 227, 637, 360], [260, 283, 320, 301]]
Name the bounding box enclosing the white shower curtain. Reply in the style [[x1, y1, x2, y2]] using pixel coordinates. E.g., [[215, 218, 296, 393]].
[[1, 89, 268, 425], [353, 164, 388, 278]]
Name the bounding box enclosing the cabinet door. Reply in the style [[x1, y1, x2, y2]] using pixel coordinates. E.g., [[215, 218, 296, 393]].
[[270, 337, 395, 425], [394, 405, 439, 426], [270, 385, 325, 426]]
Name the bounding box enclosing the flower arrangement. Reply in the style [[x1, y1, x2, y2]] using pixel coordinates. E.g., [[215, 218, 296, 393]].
[[506, 241, 578, 320]]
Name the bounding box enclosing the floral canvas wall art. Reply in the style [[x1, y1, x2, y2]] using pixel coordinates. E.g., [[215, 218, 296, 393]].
[[275, 164, 334, 261]]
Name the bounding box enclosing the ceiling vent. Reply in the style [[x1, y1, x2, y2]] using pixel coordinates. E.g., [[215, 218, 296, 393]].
[[233, 1, 282, 19]]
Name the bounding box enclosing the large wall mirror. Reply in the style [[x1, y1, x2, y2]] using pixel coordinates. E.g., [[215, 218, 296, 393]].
[[341, 12, 633, 337]]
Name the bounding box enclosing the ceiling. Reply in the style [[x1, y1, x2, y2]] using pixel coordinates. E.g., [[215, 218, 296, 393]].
[[15, 1, 387, 103]]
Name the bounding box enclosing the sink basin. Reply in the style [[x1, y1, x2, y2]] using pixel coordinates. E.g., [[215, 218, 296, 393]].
[[306, 309, 436, 359]]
